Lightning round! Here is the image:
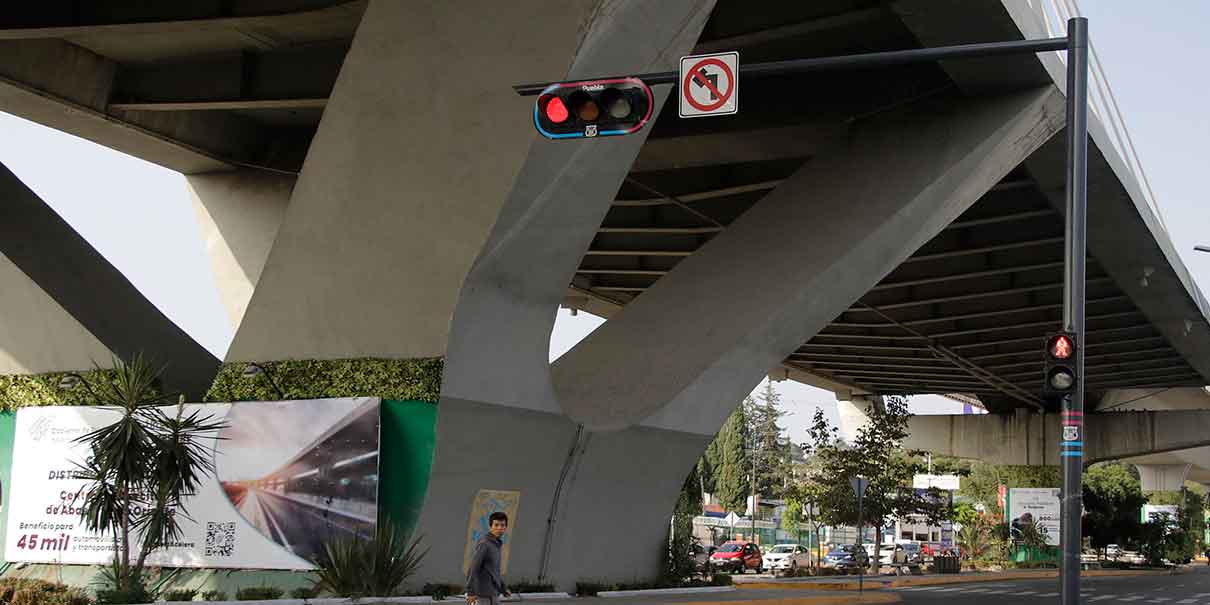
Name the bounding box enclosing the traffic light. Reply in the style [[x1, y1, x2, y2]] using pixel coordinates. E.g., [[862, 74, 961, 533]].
[[533, 77, 653, 139], [1042, 331, 1078, 397]]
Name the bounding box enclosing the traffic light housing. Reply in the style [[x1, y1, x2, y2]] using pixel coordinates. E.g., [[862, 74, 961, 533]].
[[533, 77, 653, 139], [1042, 331, 1078, 397]]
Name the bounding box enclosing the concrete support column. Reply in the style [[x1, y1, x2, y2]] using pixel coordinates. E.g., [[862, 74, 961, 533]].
[[1136, 464, 1190, 493], [186, 170, 293, 329]]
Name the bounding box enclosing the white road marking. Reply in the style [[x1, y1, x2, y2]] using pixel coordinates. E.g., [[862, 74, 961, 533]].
[[1038, 592, 1060, 598], [1174, 599, 1196, 603], [1088, 596, 1116, 602], [1120, 597, 1144, 602], [1148, 599, 1172, 603]]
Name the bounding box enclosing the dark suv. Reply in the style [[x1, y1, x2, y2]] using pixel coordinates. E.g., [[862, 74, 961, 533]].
[[823, 544, 870, 574]]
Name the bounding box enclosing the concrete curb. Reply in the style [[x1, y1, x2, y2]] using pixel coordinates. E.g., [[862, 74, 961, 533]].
[[148, 594, 571, 605], [735, 567, 1185, 592], [597, 585, 737, 598]]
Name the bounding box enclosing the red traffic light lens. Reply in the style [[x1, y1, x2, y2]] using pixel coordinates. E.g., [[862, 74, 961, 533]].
[[1048, 335, 1073, 360], [542, 96, 569, 123]]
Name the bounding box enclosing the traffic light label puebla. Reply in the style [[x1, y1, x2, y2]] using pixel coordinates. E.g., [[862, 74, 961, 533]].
[[1043, 331, 1078, 398], [533, 77, 653, 140]]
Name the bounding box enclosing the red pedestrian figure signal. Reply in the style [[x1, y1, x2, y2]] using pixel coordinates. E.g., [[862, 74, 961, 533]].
[[1043, 332, 1078, 397], [1049, 334, 1073, 359]]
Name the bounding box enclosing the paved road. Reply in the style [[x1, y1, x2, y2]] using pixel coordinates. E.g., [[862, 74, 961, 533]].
[[893, 567, 1210, 603]]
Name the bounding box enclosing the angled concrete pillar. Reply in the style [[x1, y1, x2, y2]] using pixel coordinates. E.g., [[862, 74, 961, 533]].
[[186, 170, 293, 328], [225, 0, 601, 363], [0, 251, 113, 374], [1136, 464, 1190, 493], [0, 162, 219, 396], [429, 0, 715, 587], [432, 83, 1063, 586]]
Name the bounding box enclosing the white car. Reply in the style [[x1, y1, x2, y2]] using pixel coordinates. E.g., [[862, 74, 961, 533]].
[[762, 544, 812, 576]]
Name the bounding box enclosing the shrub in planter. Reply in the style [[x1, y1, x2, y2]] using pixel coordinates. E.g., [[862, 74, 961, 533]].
[[508, 579, 554, 593], [163, 588, 199, 601], [236, 586, 284, 600], [710, 573, 733, 586], [290, 586, 319, 599], [5, 581, 89, 605], [312, 522, 428, 597], [575, 581, 608, 597], [200, 590, 228, 601]]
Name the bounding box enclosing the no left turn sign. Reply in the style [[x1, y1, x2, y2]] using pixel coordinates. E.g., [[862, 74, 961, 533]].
[[678, 51, 738, 118]]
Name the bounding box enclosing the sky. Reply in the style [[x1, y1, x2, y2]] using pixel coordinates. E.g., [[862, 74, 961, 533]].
[[1, 2, 1207, 441]]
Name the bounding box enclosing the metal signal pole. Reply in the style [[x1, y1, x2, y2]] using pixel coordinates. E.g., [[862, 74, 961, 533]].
[[1061, 16, 1089, 605]]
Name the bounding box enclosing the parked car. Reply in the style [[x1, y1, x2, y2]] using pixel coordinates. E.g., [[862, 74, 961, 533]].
[[763, 544, 812, 576], [880, 543, 924, 566], [690, 543, 717, 571], [710, 541, 763, 574], [1105, 544, 1123, 559], [821, 544, 870, 574]]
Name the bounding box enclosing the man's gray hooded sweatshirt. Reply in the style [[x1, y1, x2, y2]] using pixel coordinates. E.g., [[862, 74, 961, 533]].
[[466, 534, 506, 597]]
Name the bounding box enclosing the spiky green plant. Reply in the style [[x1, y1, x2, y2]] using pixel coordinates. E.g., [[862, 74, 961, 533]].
[[73, 354, 225, 600], [312, 521, 428, 597]]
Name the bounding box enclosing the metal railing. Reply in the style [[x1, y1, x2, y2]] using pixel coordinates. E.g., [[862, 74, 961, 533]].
[[1025, 0, 1170, 236]]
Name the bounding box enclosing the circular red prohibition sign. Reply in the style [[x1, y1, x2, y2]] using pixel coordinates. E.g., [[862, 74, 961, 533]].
[[682, 57, 735, 112]]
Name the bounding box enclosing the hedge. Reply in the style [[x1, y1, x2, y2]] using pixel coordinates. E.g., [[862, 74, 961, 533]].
[[0, 369, 124, 410], [204, 357, 444, 403]]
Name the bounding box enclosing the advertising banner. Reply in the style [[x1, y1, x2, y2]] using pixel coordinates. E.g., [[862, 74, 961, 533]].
[[1006, 487, 1061, 546], [4, 398, 379, 569]]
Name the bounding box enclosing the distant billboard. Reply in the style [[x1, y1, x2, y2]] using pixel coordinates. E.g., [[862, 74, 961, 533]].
[[1141, 504, 1179, 524], [1006, 488, 1060, 546], [913, 474, 960, 491], [4, 399, 379, 569]]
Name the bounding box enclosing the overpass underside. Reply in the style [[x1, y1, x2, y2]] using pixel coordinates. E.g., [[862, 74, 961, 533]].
[[2, 0, 1209, 589]]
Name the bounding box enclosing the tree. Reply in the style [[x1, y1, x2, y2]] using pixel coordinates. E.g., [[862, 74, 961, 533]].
[[798, 396, 950, 574], [713, 399, 753, 512], [958, 463, 1061, 517], [751, 382, 791, 499], [665, 469, 703, 581], [1082, 462, 1145, 552], [73, 355, 225, 601]]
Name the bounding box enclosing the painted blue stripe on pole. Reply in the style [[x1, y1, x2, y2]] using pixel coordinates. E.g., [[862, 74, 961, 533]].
[[1061, 451, 1083, 457], [1060, 441, 1083, 447]]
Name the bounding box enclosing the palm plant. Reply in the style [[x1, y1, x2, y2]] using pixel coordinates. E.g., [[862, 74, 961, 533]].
[[312, 521, 428, 597], [957, 514, 996, 562], [73, 354, 225, 601]]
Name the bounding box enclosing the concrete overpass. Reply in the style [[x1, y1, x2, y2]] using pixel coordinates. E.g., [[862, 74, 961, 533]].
[[1, 0, 1209, 587]]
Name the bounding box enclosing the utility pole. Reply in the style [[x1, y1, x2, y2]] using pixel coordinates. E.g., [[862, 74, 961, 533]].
[[1060, 16, 1089, 605]]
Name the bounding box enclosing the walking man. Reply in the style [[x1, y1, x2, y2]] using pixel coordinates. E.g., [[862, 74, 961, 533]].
[[466, 511, 511, 604]]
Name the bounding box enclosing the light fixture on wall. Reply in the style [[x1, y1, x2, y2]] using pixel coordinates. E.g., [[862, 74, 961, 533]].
[[242, 363, 263, 378], [57, 374, 80, 390], [1139, 266, 1155, 288]]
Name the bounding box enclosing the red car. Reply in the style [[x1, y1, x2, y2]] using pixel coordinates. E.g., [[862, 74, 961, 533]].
[[709, 541, 763, 574]]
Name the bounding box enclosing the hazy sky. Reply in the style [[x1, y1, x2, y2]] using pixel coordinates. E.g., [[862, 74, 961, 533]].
[[1, 2, 1206, 439]]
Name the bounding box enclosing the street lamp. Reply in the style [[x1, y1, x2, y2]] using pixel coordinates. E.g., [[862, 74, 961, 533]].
[[1195, 245, 1210, 253]]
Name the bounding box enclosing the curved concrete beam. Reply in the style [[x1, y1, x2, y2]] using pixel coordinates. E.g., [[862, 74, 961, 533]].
[[554, 86, 1066, 432]]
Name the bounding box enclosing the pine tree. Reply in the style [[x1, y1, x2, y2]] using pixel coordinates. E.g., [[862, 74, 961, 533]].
[[715, 399, 753, 513], [752, 382, 790, 499]]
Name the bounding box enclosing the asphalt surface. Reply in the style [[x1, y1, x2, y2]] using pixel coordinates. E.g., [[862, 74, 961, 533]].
[[892, 566, 1210, 604]]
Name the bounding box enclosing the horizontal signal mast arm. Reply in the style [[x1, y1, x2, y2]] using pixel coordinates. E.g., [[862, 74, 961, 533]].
[[514, 36, 1068, 96]]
